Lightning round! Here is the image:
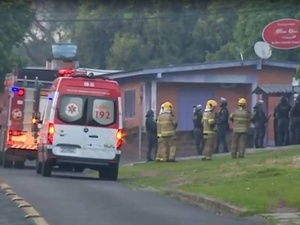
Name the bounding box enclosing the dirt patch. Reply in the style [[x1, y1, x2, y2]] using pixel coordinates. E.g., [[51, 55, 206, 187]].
[[291, 157, 300, 169], [168, 177, 191, 188]]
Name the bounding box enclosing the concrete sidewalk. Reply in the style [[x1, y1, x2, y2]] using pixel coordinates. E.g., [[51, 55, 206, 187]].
[[0, 190, 35, 225]]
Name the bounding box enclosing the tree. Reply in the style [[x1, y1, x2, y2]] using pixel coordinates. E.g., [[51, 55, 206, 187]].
[[0, 0, 35, 92]]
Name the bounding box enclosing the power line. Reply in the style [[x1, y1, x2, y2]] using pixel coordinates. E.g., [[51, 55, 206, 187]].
[[27, 5, 297, 23]]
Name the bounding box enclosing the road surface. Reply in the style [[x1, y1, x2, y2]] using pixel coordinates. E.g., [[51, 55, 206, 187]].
[[0, 163, 265, 225]]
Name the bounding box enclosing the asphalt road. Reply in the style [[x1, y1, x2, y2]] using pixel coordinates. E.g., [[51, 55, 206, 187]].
[[0, 163, 266, 225]]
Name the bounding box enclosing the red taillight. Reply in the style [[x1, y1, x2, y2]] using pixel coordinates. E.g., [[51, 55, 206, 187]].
[[8, 130, 13, 136], [116, 129, 123, 150], [47, 123, 55, 144], [16, 130, 21, 136], [9, 130, 22, 136]]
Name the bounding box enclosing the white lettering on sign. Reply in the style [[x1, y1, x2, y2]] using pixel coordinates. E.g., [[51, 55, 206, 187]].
[[17, 100, 23, 105], [83, 82, 95, 87]]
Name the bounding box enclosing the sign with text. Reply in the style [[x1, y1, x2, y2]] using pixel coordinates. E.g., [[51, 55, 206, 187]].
[[262, 18, 300, 49]]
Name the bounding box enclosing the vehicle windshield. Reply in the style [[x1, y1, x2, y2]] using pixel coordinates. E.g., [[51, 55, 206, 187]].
[[57, 94, 116, 126]]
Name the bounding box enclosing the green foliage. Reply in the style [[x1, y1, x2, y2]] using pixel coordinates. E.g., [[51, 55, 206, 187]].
[[72, 1, 300, 70], [0, 0, 34, 90]]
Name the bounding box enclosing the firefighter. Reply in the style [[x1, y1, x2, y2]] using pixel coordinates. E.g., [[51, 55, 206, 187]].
[[274, 96, 291, 146], [156, 101, 178, 162], [230, 98, 251, 158], [155, 103, 165, 161], [201, 99, 217, 160], [215, 97, 229, 153], [251, 100, 268, 148], [192, 104, 203, 155]]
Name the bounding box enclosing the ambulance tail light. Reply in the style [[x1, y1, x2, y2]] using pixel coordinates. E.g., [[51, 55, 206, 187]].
[[58, 69, 75, 77], [116, 129, 124, 150], [47, 123, 55, 144]]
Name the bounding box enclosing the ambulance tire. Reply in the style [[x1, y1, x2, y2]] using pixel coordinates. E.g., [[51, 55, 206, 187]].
[[98, 164, 119, 181], [36, 161, 42, 174], [42, 160, 52, 177], [14, 161, 25, 169]]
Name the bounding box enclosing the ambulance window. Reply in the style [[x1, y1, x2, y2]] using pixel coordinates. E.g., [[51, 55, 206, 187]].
[[89, 98, 115, 126], [58, 95, 85, 124]]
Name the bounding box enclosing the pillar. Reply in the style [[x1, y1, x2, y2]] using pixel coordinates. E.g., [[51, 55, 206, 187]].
[[151, 80, 157, 118]]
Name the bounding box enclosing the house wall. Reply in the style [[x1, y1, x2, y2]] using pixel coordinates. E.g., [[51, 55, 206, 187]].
[[117, 65, 295, 144]]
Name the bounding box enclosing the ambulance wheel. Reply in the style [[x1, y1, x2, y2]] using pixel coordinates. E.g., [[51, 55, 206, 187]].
[[42, 160, 52, 177], [14, 161, 25, 169], [36, 160, 42, 174], [98, 164, 119, 181]]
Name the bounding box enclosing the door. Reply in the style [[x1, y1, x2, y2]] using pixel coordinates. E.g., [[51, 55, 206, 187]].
[[52, 95, 87, 157], [177, 89, 214, 131], [84, 97, 117, 160]]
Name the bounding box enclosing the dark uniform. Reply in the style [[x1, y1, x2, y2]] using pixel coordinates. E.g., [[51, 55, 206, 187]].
[[156, 105, 178, 162], [274, 96, 291, 146], [289, 95, 300, 144], [145, 110, 158, 162], [192, 106, 203, 155], [230, 102, 251, 158], [215, 100, 229, 153], [251, 102, 268, 148]]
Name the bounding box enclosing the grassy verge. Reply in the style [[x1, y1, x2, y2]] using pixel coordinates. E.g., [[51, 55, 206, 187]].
[[119, 148, 300, 214]]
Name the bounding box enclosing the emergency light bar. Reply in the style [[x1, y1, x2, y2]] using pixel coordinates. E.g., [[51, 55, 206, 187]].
[[57, 68, 89, 77]]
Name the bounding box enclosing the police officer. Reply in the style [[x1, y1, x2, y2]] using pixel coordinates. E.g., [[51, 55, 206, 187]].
[[201, 99, 217, 160], [215, 97, 229, 153], [192, 104, 203, 155], [289, 95, 300, 144], [156, 102, 178, 162], [230, 98, 251, 158], [251, 100, 268, 148], [274, 96, 291, 146], [145, 109, 158, 162]]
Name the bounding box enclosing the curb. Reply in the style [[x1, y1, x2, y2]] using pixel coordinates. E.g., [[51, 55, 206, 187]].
[[0, 180, 49, 225], [164, 189, 250, 217]]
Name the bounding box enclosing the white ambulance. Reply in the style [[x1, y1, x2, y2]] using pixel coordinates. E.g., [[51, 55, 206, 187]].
[[36, 69, 124, 181]]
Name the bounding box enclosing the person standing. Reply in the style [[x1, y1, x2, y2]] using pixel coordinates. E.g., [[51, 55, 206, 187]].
[[156, 102, 178, 162], [201, 99, 217, 161], [145, 109, 158, 162], [215, 97, 229, 153], [192, 104, 203, 155], [230, 98, 251, 158], [155, 103, 165, 162], [274, 96, 291, 146], [289, 95, 300, 144], [251, 100, 268, 148]]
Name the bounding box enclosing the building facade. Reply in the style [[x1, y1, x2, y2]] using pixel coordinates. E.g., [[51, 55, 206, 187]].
[[105, 59, 298, 148]]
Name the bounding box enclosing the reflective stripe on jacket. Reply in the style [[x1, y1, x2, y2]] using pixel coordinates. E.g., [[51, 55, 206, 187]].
[[230, 108, 250, 133], [157, 112, 177, 137], [202, 111, 215, 134]]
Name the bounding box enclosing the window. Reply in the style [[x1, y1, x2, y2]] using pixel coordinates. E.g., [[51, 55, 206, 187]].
[[58, 95, 86, 125], [87, 98, 116, 126], [124, 90, 136, 118], [57, 94, 116, 127]]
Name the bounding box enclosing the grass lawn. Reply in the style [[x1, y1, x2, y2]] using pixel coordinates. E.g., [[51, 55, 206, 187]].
[[119, 148, 300, 214]]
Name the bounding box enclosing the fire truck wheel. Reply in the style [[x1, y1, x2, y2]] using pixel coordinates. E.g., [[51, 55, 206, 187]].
[[14, 161, 25, 169], [3, 157, 13, 168], [36, 161, 42, 174], [42, 160, 52, 177], [98, 164, 119, 181]]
